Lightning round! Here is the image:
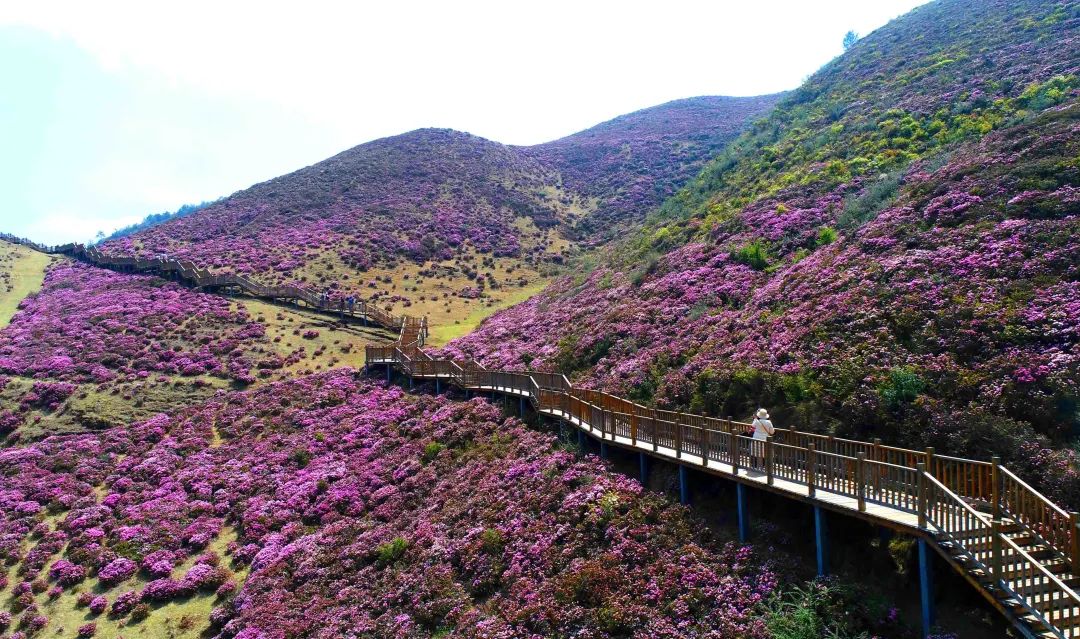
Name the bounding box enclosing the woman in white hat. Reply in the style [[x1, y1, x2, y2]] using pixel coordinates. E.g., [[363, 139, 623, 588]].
[[749, 408, 775, 470]]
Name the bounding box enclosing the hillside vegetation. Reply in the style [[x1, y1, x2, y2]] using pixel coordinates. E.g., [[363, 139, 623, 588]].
[[446, 0, 1080, 505]]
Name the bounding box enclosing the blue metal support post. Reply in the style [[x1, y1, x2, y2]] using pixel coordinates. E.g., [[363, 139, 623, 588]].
[[519, 396, 525, 417], [435, 379, 441, 395], [919, 538, 935, 637], [736, 483, 750, 542], [679, 466, 689, 505], [578, 429, 586, 451], [814, 506, 829, 576], [639, 453, 649, 485], [600, 441, 609, 459]]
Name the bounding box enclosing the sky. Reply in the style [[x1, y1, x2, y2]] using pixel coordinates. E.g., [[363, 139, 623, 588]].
[[0, 0, 928, 244]]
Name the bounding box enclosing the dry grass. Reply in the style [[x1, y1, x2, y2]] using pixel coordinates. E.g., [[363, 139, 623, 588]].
[[0, 239, 53, 328]]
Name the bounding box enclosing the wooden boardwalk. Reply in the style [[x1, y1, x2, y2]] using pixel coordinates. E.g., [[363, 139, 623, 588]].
[[6, 234, 1080, 638], [0, 235, 405, 331], [368, 310, 1080, 639]]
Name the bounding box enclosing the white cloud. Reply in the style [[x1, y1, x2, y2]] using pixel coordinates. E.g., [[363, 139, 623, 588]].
[[0, 0, 928, 242]]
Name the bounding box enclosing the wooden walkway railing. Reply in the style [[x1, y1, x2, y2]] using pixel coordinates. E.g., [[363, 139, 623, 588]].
[[0, 234, 404, 331], [368, 314, 1080, 639], [4, 232, 1078, 637]]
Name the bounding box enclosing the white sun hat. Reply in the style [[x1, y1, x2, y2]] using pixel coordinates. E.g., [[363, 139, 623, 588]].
[[755, 408, 770, 419]]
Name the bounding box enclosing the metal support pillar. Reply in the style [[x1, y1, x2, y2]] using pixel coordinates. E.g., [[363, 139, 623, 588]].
[[386, 365, 391, 383], [600, 441, 609, 460], [737, 483, 750, 542], [679, 465, 689, 505], [519, 396, 525, 417], [435, 379, 441, 395], [578, 429, 586, 451], [919, 538, 935, 638], [639, 453, 649, 485], [815, 506, 829, 577]]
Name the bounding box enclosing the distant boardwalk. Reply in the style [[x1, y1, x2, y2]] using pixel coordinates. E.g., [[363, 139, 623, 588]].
[[5, 233, 1078, 638], [0, 234, 403, 331]]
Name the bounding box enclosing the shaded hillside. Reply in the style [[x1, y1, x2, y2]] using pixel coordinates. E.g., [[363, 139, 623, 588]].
[[528, 95, 784, 241], [446, 0, 1080, 503]]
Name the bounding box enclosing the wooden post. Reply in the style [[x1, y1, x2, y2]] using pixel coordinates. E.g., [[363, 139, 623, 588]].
[[917, 462, 928, 529], [631, 413, 638, 446], [1071, 512, 1080, 573], [873, 438, 882, 497], [991, 456, 1001, 520], [807, 444, 817, 497], [925, 446, 936, 476], [730, 420, 739, 475], [675, 417, 683, 459], [652, 415, 659, 453], [702, 427, 710, 467], [857, 452, 867, 512], [991, 519, 1003, 585], [765, 438, 774, 486]]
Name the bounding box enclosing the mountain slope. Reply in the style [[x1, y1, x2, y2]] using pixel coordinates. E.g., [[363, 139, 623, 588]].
[[447, 0, 1080, 505], [528, 94, 784, 241], [101, 97, 779, 324]]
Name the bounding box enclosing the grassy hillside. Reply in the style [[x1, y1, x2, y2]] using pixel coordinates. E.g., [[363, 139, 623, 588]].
[[446, 0, 1080, 505], [0, 240, 52, 329]]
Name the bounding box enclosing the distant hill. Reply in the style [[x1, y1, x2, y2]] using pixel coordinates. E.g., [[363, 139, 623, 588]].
[[528, 95, 784, 241], [101, 95, 778, 292]]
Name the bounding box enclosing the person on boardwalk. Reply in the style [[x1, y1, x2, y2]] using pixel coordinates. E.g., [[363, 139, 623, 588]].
[[749, 408, 775, 470]]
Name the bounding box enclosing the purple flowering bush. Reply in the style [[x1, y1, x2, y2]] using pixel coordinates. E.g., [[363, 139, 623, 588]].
[[0, 372, 775, 637]]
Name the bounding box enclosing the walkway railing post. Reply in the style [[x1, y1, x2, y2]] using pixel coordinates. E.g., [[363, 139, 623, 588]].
[[807, 444, 817, 497], [873, 438, 882, 497], [925, 447, 936, 477], [1071, 512, 1080, 573], [729, 418, 739, 474], [991, 456, 1001, 520], [701, 426, 710, 467], [856, 452, 867, 512], [991, 519, 1003, 585], [765, 438, 774, 485], [675, 417, 683, 459], [917, 462, 928, 529], [631, 413, 638, 446]]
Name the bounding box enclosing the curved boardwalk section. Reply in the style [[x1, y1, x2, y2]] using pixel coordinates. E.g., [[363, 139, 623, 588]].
[[368, 299, 1080, 639]]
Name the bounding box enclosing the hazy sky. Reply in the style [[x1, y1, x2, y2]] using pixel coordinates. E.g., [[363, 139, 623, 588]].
[[0, 0, 927, 244]]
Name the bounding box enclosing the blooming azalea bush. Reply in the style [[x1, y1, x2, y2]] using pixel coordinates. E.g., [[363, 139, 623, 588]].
[[0, 372, 776, 638]]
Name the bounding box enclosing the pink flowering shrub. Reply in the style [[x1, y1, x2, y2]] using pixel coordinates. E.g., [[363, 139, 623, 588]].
[[0, 372, 774, 637], [0, 261, 263, 386]]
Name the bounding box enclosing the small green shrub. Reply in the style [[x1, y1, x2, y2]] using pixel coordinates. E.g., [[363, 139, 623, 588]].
[[375, 537, 409, 566], [815, 226, 838, 246], [422, 441, 446, 464], [731, 239, 770, 271]]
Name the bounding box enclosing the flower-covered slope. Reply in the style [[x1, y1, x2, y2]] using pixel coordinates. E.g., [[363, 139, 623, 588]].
[[0, 372, 776, 639], [527, 94, 784, 242], [447, 0, 1080, 504]]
